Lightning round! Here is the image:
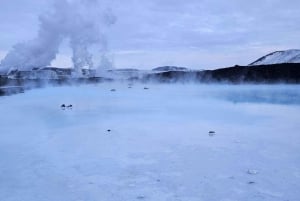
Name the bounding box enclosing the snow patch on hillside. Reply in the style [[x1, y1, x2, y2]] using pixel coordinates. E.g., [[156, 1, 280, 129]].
[[250, 49, 300, 65]]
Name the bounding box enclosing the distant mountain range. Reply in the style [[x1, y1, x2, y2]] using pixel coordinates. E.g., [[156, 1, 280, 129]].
[[250, 49, 300, 65], [1, 50, 300, 96]]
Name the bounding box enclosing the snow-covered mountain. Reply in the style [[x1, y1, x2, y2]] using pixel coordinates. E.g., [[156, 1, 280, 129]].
[[249, 49, 300, 65]]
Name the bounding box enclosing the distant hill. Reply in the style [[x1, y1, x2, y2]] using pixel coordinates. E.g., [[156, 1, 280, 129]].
[[250, 49, 300, 65], [111, 68, 140, 72], [144, 63, 300, 84], [152, 66, 189, 71]]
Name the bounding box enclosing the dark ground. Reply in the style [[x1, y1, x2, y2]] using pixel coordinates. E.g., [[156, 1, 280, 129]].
[[1, 63, 300, 96]]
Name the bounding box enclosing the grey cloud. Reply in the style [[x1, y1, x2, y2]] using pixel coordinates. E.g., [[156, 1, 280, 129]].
[[1, 0, 300, 69]]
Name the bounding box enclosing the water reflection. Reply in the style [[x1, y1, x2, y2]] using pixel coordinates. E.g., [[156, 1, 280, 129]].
[[210, 85, 300, 105]]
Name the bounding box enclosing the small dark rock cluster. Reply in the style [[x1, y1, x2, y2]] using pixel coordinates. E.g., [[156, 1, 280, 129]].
[[246, 169, 259, 185], [209, 131, 216, 136], [61, 104, 73, 109]]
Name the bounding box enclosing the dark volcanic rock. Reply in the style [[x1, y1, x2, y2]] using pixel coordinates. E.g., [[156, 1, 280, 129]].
[[143, 70, 204, 83], [206, 63, 300, 83], [152, 66, 189, 72], [144, 63, 300, 84], [0, 76, 113, 96], [0, 86, 24, 96], [112, 68, 140, 72]]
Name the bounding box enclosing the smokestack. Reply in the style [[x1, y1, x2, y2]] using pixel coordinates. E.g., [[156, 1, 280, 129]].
[[0, 0, 116, 75]]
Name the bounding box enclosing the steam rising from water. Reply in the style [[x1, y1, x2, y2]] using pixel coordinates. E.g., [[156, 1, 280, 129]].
[[0, 0, 116, 74]]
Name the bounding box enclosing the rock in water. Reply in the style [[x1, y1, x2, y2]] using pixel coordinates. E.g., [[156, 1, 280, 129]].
[[209, 131, 216, 136], [247, 169, 259, 175]]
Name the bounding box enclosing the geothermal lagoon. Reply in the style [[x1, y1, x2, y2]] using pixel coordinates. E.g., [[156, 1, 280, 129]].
[[0, 84, 300, 201]]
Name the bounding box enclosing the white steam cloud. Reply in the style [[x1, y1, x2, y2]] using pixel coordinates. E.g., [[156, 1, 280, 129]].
[[0, 0, 116, 74]]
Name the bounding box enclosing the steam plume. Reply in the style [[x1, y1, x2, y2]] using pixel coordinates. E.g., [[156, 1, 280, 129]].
[[0, 0, 116, 74]]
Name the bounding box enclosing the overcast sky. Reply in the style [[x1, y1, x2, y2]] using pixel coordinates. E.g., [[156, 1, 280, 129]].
[[1, 0, 300, 69]]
